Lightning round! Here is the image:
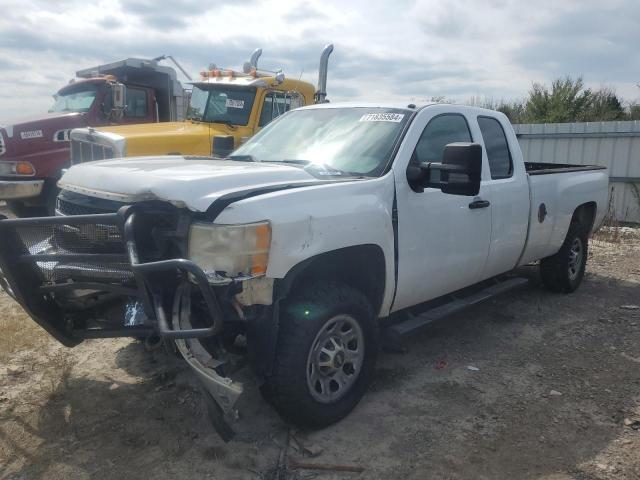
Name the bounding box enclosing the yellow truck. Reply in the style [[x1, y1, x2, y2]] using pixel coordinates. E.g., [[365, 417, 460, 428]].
[[68, 45, 333, 163]]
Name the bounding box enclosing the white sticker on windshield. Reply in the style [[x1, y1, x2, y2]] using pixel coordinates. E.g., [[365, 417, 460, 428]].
[[359, 113, 404, 123], [225, 99, 245, 109]]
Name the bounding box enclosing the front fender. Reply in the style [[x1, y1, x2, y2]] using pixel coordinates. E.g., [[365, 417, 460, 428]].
[[215, 174, 397, 315]]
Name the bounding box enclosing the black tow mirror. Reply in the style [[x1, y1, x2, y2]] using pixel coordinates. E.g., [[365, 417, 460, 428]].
[[406, 142, 482, 196]]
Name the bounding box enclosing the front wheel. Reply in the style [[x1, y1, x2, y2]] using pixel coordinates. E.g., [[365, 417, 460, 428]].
[[540, 219, 588, 293], [263, 282, 378, 428]]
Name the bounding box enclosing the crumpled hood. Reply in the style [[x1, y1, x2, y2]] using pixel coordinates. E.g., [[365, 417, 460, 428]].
[[58, 156, 320, 212]]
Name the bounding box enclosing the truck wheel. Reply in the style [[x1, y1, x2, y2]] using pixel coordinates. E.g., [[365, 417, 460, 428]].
[[264, 282, 378, 428], [540, 219, 588, 293]]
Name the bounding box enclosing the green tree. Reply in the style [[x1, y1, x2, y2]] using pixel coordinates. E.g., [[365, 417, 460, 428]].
[[524, 76, 593, 123], [585, 87, 625, 121]]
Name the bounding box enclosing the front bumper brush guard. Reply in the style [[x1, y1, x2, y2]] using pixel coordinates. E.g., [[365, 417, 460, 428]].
[[0, 209, 240, 440]]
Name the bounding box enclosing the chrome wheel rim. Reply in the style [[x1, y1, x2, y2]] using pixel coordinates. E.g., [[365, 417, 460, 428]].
[[306, 314, 365, 404], [568, 237, 583, 281]]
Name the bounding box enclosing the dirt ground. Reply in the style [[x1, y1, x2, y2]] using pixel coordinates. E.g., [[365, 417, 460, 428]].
[[1, 208, 639, 479]]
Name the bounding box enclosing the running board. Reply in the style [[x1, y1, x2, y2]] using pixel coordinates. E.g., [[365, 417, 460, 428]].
[[383, 277, 530, 349]]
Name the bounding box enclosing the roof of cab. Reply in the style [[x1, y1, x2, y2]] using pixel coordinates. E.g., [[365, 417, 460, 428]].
[[297, 101, 507, 118], [297, 101, 436, 111]]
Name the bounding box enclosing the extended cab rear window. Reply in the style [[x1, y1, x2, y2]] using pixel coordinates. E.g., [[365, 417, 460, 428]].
[[478, 116, 513, 179]]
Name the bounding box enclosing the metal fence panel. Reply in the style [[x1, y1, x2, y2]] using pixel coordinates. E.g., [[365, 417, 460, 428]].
[[514, 121, 640, 223]]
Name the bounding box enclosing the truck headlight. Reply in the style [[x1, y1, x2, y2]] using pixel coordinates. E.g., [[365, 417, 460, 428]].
[[188, 221, 271, 279]]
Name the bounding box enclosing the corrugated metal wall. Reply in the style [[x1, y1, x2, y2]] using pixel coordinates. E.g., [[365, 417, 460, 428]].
[[514, 121, 640, 223]]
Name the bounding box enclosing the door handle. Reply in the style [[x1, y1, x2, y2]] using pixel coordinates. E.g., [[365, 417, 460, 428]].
[[469, 199, 491, 209]]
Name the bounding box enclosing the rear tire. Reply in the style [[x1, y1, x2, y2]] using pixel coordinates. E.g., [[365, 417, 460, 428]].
[[540, 218, 588, 293], [263, 281, 378, 428]]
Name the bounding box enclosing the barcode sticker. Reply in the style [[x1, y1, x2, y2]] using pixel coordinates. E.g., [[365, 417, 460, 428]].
[[359, 113, 404, 122], [225, 99, 245, 109]]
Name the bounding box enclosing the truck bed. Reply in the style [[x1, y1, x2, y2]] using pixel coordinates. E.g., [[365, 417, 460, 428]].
[[525, 162, 607, 175]]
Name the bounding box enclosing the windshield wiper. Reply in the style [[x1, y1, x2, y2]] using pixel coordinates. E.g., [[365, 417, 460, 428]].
[[278, 159, 311, 165], [228, 155, 256, 162], [266, 159, 347, 175]]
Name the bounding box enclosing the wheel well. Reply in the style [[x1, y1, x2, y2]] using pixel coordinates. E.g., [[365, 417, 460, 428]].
[[573, 202, 597, 233], [280, 245, 386, 315]]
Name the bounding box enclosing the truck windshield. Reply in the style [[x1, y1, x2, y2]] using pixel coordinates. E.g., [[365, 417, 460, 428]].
[[232, 107, 411, 176], [187, 85, 256, 126], [49, 84, 99, 113]]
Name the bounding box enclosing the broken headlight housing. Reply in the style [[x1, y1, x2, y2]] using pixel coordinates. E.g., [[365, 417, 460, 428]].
[[188, 221, 271, 280]]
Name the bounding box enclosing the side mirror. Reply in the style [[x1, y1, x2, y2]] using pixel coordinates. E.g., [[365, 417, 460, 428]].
[[406, 142, 482, 196], [111, 82, 126, 110]]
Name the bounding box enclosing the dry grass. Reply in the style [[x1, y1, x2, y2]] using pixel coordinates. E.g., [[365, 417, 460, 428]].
[[0, 291, 50, 360]]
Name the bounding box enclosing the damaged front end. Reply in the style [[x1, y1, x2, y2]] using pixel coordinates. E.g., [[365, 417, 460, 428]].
[[0, 199, 270, 441]]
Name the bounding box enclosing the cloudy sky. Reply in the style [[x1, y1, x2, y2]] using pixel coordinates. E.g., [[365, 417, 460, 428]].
[[0, 0, 638, 119]]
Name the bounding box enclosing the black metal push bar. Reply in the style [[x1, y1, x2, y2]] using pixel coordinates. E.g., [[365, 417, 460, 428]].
[[0, 206, 224, 343]]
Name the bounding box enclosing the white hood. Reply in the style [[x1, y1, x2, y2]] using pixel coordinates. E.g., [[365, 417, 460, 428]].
[[58, 156, 318, 212]]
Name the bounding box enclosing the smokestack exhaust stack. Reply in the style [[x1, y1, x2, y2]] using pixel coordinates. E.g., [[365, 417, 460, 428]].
[[315, 44, 334, 104], [243, 48, 263, 73]]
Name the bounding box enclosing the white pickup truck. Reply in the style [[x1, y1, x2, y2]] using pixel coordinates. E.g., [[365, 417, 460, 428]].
[[0, 103, 608, 439]]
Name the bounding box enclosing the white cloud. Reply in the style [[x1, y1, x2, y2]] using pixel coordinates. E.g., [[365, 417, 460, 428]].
[[0, 0, 638, 119]]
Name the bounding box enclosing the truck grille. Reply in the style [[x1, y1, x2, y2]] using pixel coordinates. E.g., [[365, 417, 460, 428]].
[[56, 190, 127, 216], [70, 139, 114, 164], [0, 131, 5, 155], [8, 216, 133, 284]]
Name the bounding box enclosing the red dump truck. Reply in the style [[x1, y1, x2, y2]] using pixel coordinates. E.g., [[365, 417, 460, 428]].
[[0, 57, 189, 216]]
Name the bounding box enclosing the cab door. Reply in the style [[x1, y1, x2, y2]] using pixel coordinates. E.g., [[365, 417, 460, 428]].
[[392, 107, 492, 311]]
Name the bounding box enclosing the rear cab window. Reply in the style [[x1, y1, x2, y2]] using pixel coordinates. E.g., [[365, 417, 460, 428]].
[[478, 116, 513, 179]]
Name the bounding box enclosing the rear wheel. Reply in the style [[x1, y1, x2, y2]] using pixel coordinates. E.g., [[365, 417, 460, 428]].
[[263, 282, 378, 428], [540, 218, 588, 293]]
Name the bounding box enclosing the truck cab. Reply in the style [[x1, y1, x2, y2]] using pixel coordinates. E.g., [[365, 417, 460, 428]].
[[68, 45, 334, 164], [0, 57, 188, 216]]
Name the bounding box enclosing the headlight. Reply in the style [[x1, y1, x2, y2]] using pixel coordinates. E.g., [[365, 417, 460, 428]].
[[188, 221, 271, 279]]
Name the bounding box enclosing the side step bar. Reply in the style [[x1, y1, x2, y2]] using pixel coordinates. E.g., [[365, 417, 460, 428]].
[[384, 277, 530, 348]]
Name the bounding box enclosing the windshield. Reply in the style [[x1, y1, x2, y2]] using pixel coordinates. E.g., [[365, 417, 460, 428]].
[[187, 85, 256, 126], [49, 84, 99, 113], [231, 107, 411, 176]]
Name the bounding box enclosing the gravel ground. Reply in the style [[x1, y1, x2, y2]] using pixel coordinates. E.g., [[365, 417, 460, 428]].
[[0, 213, 639, 480]]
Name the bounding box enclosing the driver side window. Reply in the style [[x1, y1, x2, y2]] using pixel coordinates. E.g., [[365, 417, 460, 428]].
[[412, 114, 473, 165], [259, 91, 294, 127]]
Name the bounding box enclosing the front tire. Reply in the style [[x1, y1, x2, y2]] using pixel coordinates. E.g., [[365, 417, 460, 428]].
[[540, 218, 588, 293], [264, 282, 378, 428]]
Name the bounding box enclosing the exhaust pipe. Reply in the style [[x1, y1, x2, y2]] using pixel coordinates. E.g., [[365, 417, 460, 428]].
[[315, 44, 334, 104], [243, 48, 263, 73]]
